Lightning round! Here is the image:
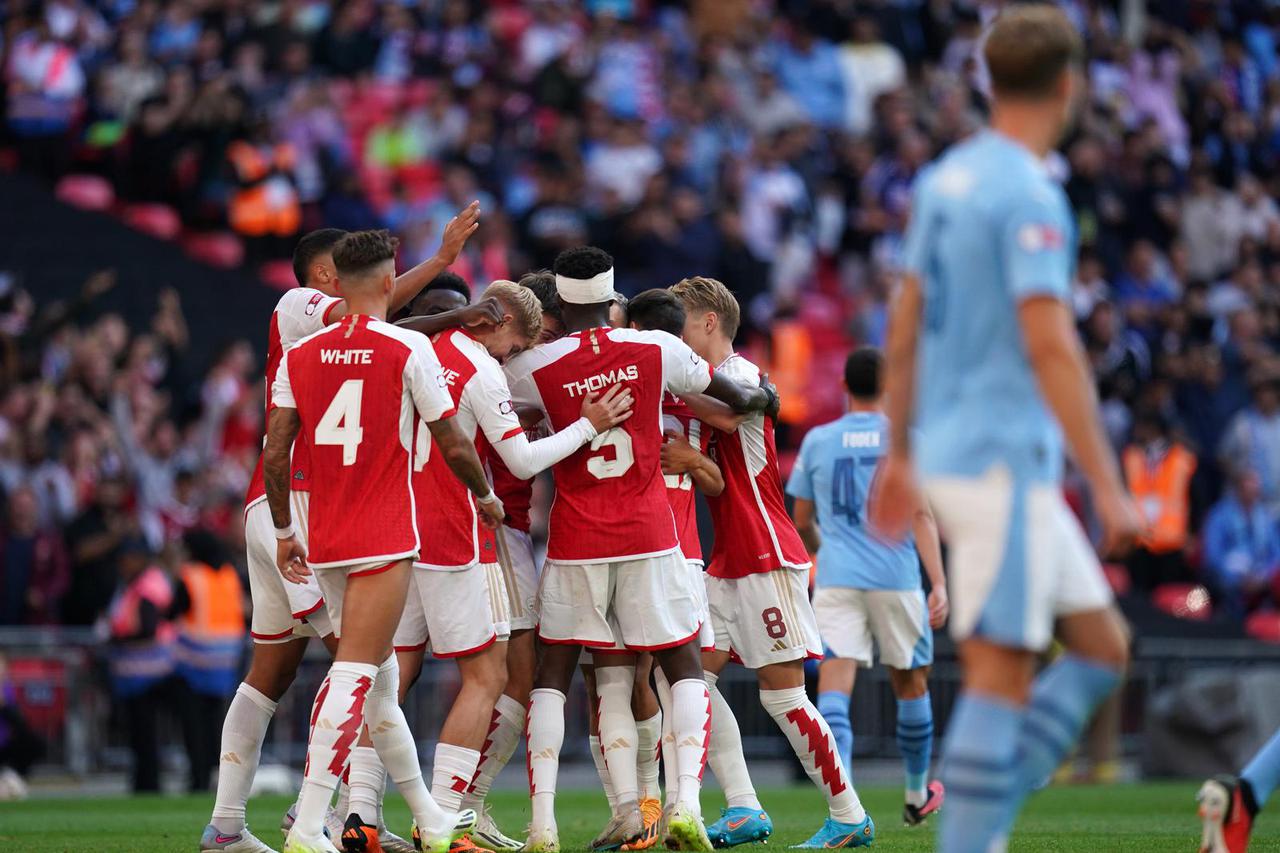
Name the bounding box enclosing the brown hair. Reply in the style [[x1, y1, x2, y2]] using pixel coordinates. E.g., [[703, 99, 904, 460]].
[[670, 276, 741, 340], [482, 280, 543, 344], [983, 5, 1083, 99], [332, 229, 399, 278]]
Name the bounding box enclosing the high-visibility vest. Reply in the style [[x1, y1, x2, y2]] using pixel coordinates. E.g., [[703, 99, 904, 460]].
[[1123, 443, 1198, 553], [769, 320, 812, 425], [107, 566, 175, 698], [175, 562, 245, 696], [227, 141, 301, 237]]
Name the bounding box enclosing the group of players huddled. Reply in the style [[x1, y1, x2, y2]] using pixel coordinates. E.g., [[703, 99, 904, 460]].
[[197, 193, 931, 853]]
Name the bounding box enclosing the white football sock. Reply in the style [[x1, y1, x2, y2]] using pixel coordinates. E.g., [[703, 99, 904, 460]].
[[705, 671, 761, 810], [595, 664, 640, 808], [589, 735, 619, 817], [528, 688, 566, 833], [670, 678, 710, 816], [365, 655, 448, 836], [462, 694, 525, 812], [636, 711, 662, 802], [211, 683, 277, 834], [296, 663, 376, 838], [346, 746, 384, 824], [431, 743, 482, 813], [760, 687, 864, 824], [654, 669, 678, 806]]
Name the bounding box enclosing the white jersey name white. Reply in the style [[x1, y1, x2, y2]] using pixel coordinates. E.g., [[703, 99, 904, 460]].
[[561, 364, 640, 397], [320, 348, 374, 365], [842, 430, 881, 449]]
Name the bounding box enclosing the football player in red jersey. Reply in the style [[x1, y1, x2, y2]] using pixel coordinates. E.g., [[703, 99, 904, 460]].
[[204, 206, 498, 853], [266, 231, 499, 853], [624, 289, 756, 847], [507, 248, 777, 853], [671, 277, 872, 848], [375, 280, 631, 853]]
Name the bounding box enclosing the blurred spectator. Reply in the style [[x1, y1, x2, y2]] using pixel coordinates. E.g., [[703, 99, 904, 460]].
[[102, 537, 174, 793], [1220, 376, 1280, 514], [62, 474, 132, 627], [0, 654, 43, 800], [172, 529, 245, 792], [0, 486, 68, 626], [1202, 470, 1280, 619], [1123, 410, 1197, 591]]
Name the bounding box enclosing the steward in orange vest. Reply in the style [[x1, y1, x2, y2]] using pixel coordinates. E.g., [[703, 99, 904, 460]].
[[1122, 414, 1197, 554], [172, 531, 245, 698]]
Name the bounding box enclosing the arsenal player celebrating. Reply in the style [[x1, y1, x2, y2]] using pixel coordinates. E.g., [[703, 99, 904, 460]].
[[266, 230, 499, 853], [377, 280, 632, 853], [671, 277, 873, 849], [507, 248, 777, 853]]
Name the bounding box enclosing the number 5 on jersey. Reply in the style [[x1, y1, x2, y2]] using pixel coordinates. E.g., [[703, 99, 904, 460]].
[[587, 428, 634, 479], [315, 379, 365, 466]]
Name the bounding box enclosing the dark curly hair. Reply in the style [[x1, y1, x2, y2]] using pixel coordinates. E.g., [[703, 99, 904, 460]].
[[553, 246, 613, 281]]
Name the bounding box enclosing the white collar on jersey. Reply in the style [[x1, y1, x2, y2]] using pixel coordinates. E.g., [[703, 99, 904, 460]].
[[556, 268, 615, 304]]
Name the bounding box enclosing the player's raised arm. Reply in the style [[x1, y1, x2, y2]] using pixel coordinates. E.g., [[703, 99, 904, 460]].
[[264, 352, 308, 583], [387, 201, 482, 312], [395, 296, 505, 336]]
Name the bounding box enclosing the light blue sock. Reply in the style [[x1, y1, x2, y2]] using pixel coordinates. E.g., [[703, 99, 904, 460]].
[[897, 693, 933, 798], [938, 692, 1023, 853], [1013, 655, 1121, 796], [1243, 728, 1280, 810], [817, 690, 853, 778]]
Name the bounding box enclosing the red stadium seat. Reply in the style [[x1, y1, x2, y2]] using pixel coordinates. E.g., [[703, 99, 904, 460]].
[[123, 203, 181, 240], [1246, 611, 1280, 644], [1152, 582, 1213, 621], [259, 259, 297, 292], [183, 231, 244, 269], [1102, 563, 1132, 597], [55, 173, 114, 211]]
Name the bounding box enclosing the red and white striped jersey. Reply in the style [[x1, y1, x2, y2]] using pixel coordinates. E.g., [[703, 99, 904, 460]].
[[245, 287, 343, 509], [705, 353, 811, 579], [663, 393, 709, 564], [411, 330, 595, 569], [507, 327, 712, 563], [272, 315, 455, 568]]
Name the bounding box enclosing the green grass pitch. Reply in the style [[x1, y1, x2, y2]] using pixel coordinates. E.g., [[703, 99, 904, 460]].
[[0, 783, 1278, 851]]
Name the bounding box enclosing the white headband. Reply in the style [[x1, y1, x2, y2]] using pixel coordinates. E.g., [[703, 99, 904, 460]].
[[556, 268, 616, 304]]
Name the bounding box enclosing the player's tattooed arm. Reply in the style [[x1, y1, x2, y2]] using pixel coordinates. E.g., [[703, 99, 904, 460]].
[[700, 371, 778, 417], [264, 406, 301, 530], [387, 201, 482, 312], [264, 406, 310, 582], [395, 297, 505, 335], [428, 415, 505, 527]]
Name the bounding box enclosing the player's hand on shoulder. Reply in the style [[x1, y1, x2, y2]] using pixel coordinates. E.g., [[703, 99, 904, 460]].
[[927, 585, 949, 629], [437, 200, 481, 263], [460, 297, 505, 330], [276, 536, 311, 584], [1095, 484, 1143, 559], [868, 453, 919, 542], [477, 492, 505, 529], [581, 383, 634, 433], [660, 429, 699, 475], [759, 372, 781, 420]]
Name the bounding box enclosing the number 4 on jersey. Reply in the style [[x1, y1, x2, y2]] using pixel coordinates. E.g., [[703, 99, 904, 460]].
[[316, 379, 365, 466]]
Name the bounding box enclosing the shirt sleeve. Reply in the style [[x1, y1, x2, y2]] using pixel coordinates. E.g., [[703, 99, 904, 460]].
[[505, 354, 545, 415], [1001, 184, 1074, 302], [276, 288, 343, 347], [785, 432, 816, 500], [658, 331, 713, 396], [271, 349, 296, 409], [405, 338, 455, 423]]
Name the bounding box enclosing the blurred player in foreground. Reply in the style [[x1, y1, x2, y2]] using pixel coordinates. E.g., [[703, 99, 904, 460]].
[[1199, 728, 1280, 852], [786, 347, 947, 826], [672, 277, 870, 849], [266, 230, 498, 853], [872, 7, 1139, 852]]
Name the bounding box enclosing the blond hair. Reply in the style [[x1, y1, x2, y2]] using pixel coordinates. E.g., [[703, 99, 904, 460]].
[[670, 276, 741, 340], [482, 280, 543, 343], [984, 5, 1083, 99]]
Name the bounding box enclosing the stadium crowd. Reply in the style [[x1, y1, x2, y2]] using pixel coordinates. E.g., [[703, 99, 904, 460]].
[[4, 0, 1280, 633]]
